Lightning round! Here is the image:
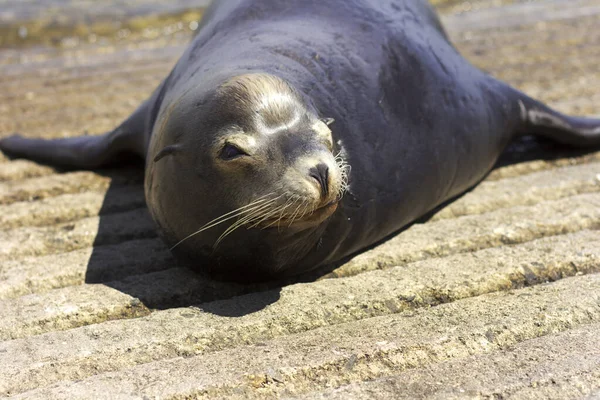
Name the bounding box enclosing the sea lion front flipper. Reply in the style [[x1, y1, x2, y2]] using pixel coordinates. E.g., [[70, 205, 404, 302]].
[[0, 101, 150, 169], [512, 89, 600, 147]]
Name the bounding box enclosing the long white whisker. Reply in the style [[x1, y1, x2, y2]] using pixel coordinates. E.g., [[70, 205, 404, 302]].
[[242, 192, 291, 229], [199, 193, 275, 227], [277, 195, 298, 231], [219, 201, 275, 236], [170, 194, 276, 250], [213, 201, 278, 247], [263, 195, 297, 228], [247, 204, 285, 229], [288, 197, 307, 227], [261, 195, 296, 230]]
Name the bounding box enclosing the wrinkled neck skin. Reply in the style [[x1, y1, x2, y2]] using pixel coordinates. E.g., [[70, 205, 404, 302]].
[[144, 66, 346, 281]]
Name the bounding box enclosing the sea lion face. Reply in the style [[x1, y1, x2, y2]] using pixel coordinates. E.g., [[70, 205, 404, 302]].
[[145, 73, 348, 280]]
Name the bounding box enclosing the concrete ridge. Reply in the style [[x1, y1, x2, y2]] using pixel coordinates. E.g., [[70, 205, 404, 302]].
[[2, 230, 599, 395], [9, 274, 600, 399], [487, 152, 600, 181], [0, 186, 145, 229], [0, 170, 141, 205], [0, 207, 156, 260], [430, 161, 600, 220], [0, 58, 177, 97], [331, 192, 600, 278], [0, 159, 56, 181], [0, 238, 174, 299], [292, 323, 600, 400]]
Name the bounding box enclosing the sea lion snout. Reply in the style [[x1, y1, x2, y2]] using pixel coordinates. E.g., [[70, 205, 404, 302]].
[[308, 163, 330, 198], [289, 148, 346, 209]]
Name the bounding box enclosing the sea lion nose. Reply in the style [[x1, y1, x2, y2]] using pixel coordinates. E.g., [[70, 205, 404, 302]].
[[309, 163, 329, 198]]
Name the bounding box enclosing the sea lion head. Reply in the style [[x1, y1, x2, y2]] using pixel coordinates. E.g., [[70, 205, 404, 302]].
[[145, 73, 349, 281]]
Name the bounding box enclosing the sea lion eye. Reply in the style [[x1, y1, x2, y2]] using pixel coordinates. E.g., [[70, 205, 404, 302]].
[[220, 143, 248, 160]]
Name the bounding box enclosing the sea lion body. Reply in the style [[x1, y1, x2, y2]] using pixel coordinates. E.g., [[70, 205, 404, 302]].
[[2, 0, 600, 281]]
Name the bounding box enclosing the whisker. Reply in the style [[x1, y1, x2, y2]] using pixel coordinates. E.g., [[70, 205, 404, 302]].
[[261, 195, 297, 230], [214, 192, 290, 246], [278, 195, 300, 224], [214, 201, 278, 247], [194, 194, 275, 232], [288, 197, 308, 227], [180, 160, 352, 251], [300, 202, 313, 219], [244, 192, 293, 229], [203, 192, 276, 226], [279, 195, 299, 231], [335, 155, 351, 200], [170, 194, 276, 250], [247, 202, 286, 229]]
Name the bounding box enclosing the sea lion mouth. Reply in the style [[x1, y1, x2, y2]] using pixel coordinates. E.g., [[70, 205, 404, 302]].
[[299, 200, 339, 223], [259, 199, 339, 230]]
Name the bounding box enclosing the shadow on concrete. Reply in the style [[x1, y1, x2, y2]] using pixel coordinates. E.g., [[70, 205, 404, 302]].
[[74, 159, 283, 315]]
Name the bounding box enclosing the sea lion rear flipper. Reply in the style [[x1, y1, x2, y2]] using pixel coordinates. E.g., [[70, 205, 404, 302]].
[[0, 101, 149, 168], [514, 90, 600, 147]]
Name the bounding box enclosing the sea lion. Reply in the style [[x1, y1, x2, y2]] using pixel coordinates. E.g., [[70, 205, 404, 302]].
[[2, 0, 600, 282]]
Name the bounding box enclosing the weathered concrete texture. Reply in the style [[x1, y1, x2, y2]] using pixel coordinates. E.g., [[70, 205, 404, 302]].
[[1, 0, 600, 399], [0, 159, 57, 181], [0, 208, 156, 260], [2, 230, 599, 395], [432, 0, 549, 15], [0, 186, 145, 229], [331, 192, 600, 278], [297, 323, 600, 400], [431, 162, 600, 221], [0, 170, 141, 205], [9, 275, 600, 399], [0, 238, 174, 299]]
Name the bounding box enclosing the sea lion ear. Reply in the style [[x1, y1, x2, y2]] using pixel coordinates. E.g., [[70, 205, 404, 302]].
[[153, 144, 182, 162], [321, 117, 335, 126]]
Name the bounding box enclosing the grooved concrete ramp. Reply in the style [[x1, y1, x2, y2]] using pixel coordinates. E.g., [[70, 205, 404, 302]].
[[1, 0, 600, 399]]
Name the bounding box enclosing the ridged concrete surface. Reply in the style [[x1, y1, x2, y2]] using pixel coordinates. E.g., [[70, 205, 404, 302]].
[[1, 0, 599, 398]]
